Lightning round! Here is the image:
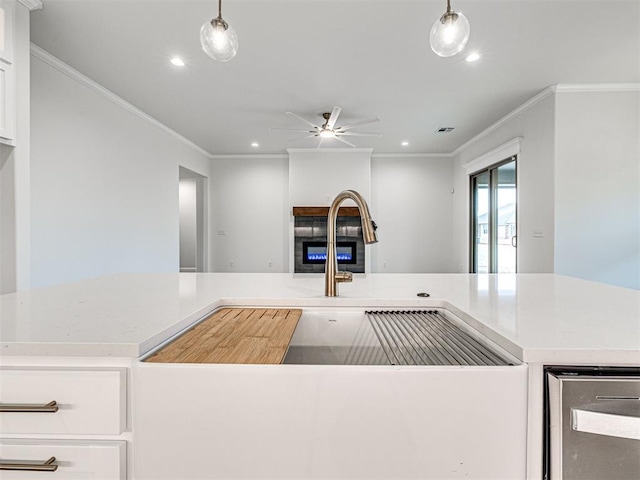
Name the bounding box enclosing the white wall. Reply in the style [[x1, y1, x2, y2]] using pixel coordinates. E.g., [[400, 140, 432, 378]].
[[209, 156, 289, 273], [370, 155, 455, 273], [554, 89, 640, 289], [30, 52, 211, 288], [288, 148, 371, 206], [452, 93, 556, 274], [179, 178, 197, 272]]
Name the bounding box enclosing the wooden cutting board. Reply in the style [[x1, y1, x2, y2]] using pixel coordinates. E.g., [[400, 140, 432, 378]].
[[144, 308, 301, 364]]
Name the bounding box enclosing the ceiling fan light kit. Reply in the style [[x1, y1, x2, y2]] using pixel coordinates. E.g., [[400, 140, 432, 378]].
[[430, 0, 470, 57], [200, 0, 238, 62]]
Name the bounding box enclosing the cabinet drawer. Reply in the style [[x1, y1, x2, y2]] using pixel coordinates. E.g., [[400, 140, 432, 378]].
[[0, 439, 125, 480], [0, 368, 126, 435]]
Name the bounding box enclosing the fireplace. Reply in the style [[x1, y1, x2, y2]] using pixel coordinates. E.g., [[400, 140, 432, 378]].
[[303, 241, 357, 265], [293, 207, 365, 273]]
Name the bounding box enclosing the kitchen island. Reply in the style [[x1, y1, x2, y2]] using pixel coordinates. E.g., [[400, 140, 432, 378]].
[[1, 273, 638, 479]]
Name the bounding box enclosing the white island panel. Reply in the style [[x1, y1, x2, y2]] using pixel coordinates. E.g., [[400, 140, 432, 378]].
[[134, 363, 528, 480]]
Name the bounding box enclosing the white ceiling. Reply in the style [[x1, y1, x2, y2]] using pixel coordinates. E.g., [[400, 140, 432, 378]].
[[30, 0, 640, 155]]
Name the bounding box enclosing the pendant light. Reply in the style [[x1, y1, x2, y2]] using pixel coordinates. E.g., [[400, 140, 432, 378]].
[[429, 0, 470, 57], [200, 0, 238, 62]]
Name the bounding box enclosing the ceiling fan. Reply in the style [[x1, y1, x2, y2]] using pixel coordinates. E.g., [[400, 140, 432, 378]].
[[274, 107, 381, 147]]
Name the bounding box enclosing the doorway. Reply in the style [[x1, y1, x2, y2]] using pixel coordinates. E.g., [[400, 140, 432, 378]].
[[470, 157, 517, 273], [179, 167, 207, 272]]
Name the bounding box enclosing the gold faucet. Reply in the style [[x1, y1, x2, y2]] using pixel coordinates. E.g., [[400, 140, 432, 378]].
[[325, 190, 378, 296]]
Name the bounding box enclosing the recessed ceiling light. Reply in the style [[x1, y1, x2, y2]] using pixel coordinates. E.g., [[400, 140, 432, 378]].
[[170, 57, 185, 67], [401, 141, 409, 146], [465, 52, 481, 63], [251, 142, 259, 147]]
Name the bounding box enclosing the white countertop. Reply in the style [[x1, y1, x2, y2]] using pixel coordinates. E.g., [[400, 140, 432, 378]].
[[0, 273, 638, 364]]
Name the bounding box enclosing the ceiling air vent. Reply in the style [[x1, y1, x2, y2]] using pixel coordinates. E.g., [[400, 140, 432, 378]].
[[436, 127, 455, 133]]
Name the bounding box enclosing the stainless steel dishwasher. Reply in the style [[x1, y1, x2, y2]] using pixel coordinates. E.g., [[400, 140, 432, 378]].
[[545, 366, 640, 480]]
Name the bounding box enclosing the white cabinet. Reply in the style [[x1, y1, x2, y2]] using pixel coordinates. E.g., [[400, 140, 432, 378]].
[[0, 439, 126, 479], [0, 367, 127, 435], [0, 0, 14, 144], [0, 0, 14, 63], [0, 365, 129, 480], [135, 363, 529, 479], [0, 60, 14, 142]]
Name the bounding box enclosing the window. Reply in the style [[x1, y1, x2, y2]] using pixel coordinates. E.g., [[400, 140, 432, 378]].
[[470, 157, 517, 273]]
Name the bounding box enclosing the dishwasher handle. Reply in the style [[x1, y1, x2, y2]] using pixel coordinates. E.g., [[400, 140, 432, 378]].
[[571, 399, 640, 441]]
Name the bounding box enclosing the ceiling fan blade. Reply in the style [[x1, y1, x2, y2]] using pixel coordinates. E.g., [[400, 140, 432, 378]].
[[326, 107, 342, 129], [334, 136, 356, 148], [270, 127, 316, 133], [336, 117, 380, 132], [285, 134, 318, 145], [286, 111, 319, 130], [338, 132, 383, 137]]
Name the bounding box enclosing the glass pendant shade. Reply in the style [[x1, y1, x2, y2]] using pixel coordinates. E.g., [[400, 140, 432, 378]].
[[200, 18, 238, 62], [430, 10, 470, 57]]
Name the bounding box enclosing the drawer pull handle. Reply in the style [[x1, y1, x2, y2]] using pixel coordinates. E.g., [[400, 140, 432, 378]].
[[0, 456, 58, 472], [0, 400, 59, 413]]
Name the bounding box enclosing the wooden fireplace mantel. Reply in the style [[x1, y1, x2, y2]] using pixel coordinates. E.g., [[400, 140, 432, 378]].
[[292, 206, 361, 217]]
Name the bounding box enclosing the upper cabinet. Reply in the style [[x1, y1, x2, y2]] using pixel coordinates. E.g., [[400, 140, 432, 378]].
[[0, 0, 14, 63], [0, 0, 14, 144]]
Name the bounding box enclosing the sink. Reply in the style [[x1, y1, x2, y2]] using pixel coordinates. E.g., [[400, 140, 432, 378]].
[[283, 307, 518, 366], [283, 308, 388, 365], [139, 306, 528, 479]]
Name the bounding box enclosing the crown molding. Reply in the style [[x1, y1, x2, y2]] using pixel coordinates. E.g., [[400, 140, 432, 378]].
[[286, 147, 373, 154], [18, 0, 43, 10], [554, 83, 640, 93], [30, 43, 214, 159], [372, 153, 453, 159], [209, 154, 288, 160], [211, 152, 452, 159]]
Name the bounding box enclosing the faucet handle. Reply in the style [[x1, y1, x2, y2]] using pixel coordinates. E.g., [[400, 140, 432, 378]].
[[335, 271, 353, 283]]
